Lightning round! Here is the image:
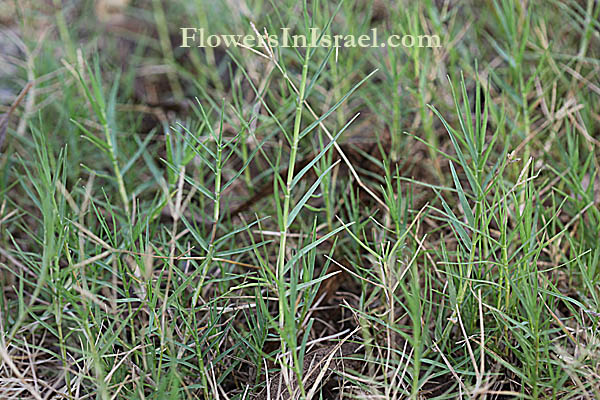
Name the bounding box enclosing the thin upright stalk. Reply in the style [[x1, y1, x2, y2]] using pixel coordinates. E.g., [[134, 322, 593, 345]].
[[277, 48, 311, 331], [102, 120, 130, 216]]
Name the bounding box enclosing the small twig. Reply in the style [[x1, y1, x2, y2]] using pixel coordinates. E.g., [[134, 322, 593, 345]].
[[0, 326, 43, 400], [0, 82, 33, 151]]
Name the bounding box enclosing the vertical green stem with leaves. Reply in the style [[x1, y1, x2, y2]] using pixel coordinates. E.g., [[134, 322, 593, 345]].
[[276, 48, 311, 331]]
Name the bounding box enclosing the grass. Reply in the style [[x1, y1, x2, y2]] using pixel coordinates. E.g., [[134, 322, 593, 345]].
[[1, 0, 600, 398]]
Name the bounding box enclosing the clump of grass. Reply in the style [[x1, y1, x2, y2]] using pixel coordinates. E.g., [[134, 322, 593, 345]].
[[1, 0, 600, 399]]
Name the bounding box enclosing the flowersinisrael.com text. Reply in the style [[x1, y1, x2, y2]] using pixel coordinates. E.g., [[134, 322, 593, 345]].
[[180, 27, 441, 49]]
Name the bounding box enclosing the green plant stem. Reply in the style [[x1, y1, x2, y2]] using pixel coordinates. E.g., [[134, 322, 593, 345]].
[[102, 120, 130, 217], [277, 48, 311, 332]]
